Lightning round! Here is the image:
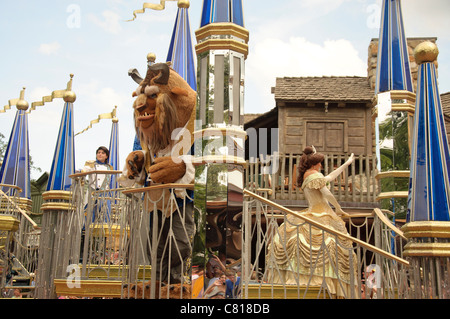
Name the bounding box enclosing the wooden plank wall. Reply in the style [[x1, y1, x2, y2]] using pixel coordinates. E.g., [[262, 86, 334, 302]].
[[278, 103, 373, 156]]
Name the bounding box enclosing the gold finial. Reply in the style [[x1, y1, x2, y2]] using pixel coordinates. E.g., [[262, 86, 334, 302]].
[[414, 41, 439, 65], [16, 87, 29, 111], [112, 105, 118, 122], [178, 0, 190, 8], [63, 91, 77, 103], [64, 74, 76, 103]]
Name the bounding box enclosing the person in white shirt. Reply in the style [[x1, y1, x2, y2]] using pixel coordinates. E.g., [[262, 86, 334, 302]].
[[82, 146, 114, 225], [83, 146, 114, 190]]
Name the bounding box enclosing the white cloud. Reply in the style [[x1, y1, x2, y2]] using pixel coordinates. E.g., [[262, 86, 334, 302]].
[[300, 0, 349, 10], [77, 81, 129, 111], [38, 42, 61, 55], [89, 10, 123, 34], [245, 37, 367, 113]]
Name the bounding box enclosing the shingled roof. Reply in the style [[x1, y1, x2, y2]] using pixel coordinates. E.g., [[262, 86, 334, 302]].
[[273, 76, 374, 102], [441, 92, 450, 118]]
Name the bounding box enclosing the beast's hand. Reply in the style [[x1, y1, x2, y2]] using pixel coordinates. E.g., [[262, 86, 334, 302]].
[[126, 151, 145, 179], [147, 156, 186, 184]]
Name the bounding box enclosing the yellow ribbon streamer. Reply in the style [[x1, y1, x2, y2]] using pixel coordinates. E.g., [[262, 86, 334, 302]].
[[75, 106, 118, 136], [0, 97, 20, 114], [1, 75, 74, 114], [126, 0, 177, 21], [27, 74, 74, 114], [0, 87, 27, 114]]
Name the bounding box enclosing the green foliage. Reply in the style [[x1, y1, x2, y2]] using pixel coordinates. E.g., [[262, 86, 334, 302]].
[[0, 131, 42, 178], [378, 111, 411, 219]]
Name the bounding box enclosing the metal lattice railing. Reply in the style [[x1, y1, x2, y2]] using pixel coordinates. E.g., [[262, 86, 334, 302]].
[[119, 184, 194, 299], [0, 184, 38, 296], [241, 190, 410, 299]]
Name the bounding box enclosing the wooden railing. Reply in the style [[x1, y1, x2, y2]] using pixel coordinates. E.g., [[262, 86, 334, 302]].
[[245, 153, 379, 203]]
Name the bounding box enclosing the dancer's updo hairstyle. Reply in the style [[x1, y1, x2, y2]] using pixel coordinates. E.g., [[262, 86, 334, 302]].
[[296, 146, 325, 187]]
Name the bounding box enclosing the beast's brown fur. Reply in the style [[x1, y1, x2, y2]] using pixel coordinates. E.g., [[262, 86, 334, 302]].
[[160, 283, 191, 299], [124, 63, 196, 184], [122, 280, 163, 299], [122, 281, 190, 299]]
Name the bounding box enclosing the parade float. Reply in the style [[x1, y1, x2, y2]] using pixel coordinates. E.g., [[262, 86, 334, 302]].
[[0, 0, 449, 300]]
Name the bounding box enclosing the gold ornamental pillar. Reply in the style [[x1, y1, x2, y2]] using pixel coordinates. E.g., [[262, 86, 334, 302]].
[[193, 0, 249, 293], [35, 190, 73, 299], [35, 78, 77, 299], [0, 215, 20, 288], [401, 42, 450, 299]]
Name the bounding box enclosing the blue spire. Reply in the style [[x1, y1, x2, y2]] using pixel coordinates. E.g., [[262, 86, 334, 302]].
[[46, 101, 75, 191], [167, 5, 196, 91], [200, 0, 244, 27], [108, 118, 119, 189], [407, 43, 450, 222], [375, 0, 413, 94], [0, 88, 31, 198]]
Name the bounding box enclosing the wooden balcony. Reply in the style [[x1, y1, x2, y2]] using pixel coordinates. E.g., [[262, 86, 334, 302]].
[[245, 153, 379, 211]]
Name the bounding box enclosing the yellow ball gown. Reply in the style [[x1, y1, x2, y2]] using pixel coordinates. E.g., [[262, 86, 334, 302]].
[[266, 172, 358, 298]]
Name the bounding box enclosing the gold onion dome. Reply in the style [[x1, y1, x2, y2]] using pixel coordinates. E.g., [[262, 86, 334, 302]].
[[63, 90, 76, 103], [414, 41, 439, 65], [63, 74, 76, 103], [16, 87, 29, 111], [178, 0, 190, 8]]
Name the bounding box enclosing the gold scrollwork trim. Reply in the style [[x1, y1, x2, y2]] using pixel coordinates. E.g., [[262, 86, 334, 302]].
[[195, 39, 249, 58], [17, 197, 32, 212], [41, 202, 73, 212], [401, 221, 450, 239], [391, 105, 415, 114], [0, 215, 20, 232], [376, 191, 409, 200], [403, 242, 450, 257], [42, 190, 72, 201], [195, 23, 249, 43], [389, 90, 416, 102], [89, 224, 130, 238], [245, 284, 332, 299], [376, 170, 410, 179], [54, 279, 122, 298]]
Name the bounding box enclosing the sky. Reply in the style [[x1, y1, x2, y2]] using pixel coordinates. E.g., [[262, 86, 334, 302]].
[[0, 0, 449, 180]]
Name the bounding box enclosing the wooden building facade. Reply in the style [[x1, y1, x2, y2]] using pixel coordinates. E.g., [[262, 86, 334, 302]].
[[272, 76, 374, 156], [243, 37, 449, 211]]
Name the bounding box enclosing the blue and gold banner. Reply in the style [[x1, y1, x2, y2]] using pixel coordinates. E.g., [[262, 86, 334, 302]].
[[200, 0, 244, 27], [167, 5, 196, 91], [375, 0, 413, 94], [408, 43, 450, 222]]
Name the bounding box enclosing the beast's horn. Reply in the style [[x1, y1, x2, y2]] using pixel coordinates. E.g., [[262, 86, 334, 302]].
[[148, 63, 170, 85]]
